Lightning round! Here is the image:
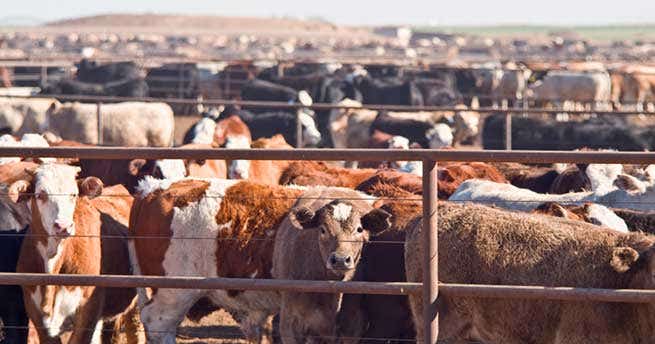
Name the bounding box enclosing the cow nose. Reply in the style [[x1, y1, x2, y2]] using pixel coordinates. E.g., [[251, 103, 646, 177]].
[[327, 253, 354, 270], [54, 220, 73, 237]]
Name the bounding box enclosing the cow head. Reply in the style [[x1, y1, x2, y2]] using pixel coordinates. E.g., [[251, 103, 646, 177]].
[[426, 123, 454, 149], [298, 110, 322, 147], [9, 164, 103, 238], [290, 200, 391, 278]]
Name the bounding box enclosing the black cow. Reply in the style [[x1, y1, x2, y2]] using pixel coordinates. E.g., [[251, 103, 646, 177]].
[[482, 113, 655, 151], [220, 106, 321, 148], [0, 197, 31, 344], [351, 76, 423, 106], [414, 78, 462, 106], [146, 63, 199, 114], [41, 78, 148, 98], [76, 59, 141, 84], [370, 112, 442, 148]]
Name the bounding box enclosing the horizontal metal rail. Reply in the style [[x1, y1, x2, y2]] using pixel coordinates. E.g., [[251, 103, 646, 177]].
[[4, 94, 655, 115], [1, 273, 654, 304], [3, 147, 655, 164], [0, 273, 419, 295]]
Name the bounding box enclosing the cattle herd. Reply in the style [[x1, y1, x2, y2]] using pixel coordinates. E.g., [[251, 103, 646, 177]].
[[2, 56, 655, 344]]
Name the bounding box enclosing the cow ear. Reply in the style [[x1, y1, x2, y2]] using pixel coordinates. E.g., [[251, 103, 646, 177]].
[[290, 206, 318, 229], [78, 177, 103, 199], [128, 159, 147, 176], [611, 247, 640, 273], [8, 180, 33, 203], [361, 208, 392, 236]]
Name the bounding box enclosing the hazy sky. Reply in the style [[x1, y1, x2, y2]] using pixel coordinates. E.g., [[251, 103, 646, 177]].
[[4, 0, 655, 26]]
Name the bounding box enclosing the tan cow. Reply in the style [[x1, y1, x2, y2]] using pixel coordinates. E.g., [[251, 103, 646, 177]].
[[272, 187, 391, 343], [10, 164, 139, 343], [405, 202, 655, 343]]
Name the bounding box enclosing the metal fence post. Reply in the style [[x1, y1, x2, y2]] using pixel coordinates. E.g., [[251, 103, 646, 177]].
[[96, 102, 103, 145], [296, 109, 304, 148], [505, 111, 512, 151], [422, 159, 439, 343]]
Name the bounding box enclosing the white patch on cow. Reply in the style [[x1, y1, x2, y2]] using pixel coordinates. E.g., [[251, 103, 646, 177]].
[[226, 135, 252, 180], [332, 203, 352, 222], [585, 204, 629, 233], [135, 176, 175, 198], [0, 134, 21, 164], [586, 163, 623, 194], [249, 270, 259, 278], [298, 111, 321, 146], [190, 118, 217, 144], [388, 136, 409, 150], [34, 164, 81, 237], [155, 159, 187, 180], [298, 90, 313, 106], [45, 286, 84, 337], [399, 160, 423, 176], [426, 123, 454, 149], [91, 319, 104, 344]]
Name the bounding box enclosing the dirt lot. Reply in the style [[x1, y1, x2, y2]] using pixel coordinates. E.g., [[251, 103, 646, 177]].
[[178, 310, 247, 343]]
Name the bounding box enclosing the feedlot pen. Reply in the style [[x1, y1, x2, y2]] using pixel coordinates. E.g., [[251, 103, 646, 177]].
[[2, 147, 655, 343]]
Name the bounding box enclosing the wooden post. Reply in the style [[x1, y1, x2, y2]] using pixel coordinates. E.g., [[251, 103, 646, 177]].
[[96, 102, 103, 145], [422, 159, 439, 343]]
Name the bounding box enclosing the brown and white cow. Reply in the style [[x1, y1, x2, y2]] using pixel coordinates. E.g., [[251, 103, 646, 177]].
[[228, 134, 292, 183], [9, 163, 139, 344], [272, 187, 391, 343], [279, 161, 377, 188], [129, 178, 308, 343]]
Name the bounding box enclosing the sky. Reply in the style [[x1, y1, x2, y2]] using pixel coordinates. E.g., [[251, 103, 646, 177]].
[[3, 0, 655, 26]]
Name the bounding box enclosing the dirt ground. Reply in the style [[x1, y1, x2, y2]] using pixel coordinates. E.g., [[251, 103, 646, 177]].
[[177, 310, 247, 343]]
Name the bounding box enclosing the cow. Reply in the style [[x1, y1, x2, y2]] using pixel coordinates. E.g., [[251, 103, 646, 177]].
[[228, 134, 292, 184], [182, 107, 222, 145], [436, 162, 508, 199], [223, 107, 321, 148], [0, 163, 36, 344], [482, 112, 655, 151], [240, 79, 313, 112], [0, 97, 60, 136], [129, 179, 309, 342], [10, 164, 139, 343], [405, 202, 655, 342], [213, 115, 252, 148], [45, 102, 174, 146], [279, 161, 377, 188], [527, 70, 612, 109], [329, 99, 374, 149], [339, 178, 422, 343], [349, 75, 423, 106], [272, 187, 391, 343], [611, 208, 655, 234], [76, 59, 142, 84], [41, 78, 148, 98], [370, 112, 454, 148], [610, 65, 655, 111], [449, 166, 655, 213], [532, 202, 629, 232]]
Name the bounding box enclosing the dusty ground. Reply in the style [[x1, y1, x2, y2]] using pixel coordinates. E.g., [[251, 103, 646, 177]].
[[178, 310, 247, 343]]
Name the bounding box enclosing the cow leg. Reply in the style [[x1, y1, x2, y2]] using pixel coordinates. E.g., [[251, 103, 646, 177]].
[[139, 289, 202, 344], [67, 288, 105, 344], [22, 286, 63, 344]]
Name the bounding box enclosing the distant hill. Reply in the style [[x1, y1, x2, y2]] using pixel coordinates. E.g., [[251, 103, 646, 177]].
[[0, 16, 44, 27], [43, 13, 354, 35]]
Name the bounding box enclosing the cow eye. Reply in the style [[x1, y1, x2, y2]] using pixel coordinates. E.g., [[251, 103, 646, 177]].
[[37, 192, 47, 201], [357, 227, 364, 233], [320, 227, 326, 235]]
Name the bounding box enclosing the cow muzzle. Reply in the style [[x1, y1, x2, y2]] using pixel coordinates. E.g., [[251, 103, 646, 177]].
[[327, 252, 355, 271], [53, 220, 74, 237]]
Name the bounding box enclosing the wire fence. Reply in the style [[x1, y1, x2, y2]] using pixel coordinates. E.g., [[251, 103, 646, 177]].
[[2, 148, 655, 342]]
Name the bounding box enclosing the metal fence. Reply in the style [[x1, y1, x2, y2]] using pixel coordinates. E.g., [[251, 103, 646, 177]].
[[5, 93, 655, 150], [2, 147, 655, 343]]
